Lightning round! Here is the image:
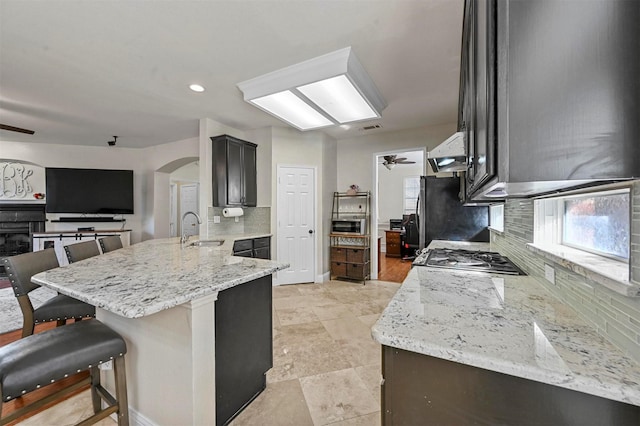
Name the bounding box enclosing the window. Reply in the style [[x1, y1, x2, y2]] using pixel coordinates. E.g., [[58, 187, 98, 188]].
[[489, 204, 504, 232], [534, 188, 630, 262], [563, 192, 629, 260], [403, 177, 420, 215]]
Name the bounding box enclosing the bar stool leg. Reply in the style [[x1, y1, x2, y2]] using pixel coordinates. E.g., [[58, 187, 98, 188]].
[[114, 357, 129, 426], [90, 366, 101, 414]]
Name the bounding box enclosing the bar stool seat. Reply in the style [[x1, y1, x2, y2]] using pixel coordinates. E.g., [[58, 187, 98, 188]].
[[0, 320, 129, 425]]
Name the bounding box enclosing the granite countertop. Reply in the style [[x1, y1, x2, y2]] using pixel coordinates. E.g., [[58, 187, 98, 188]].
[[372, 240, 640, 407], [32, 234, 287, 319]]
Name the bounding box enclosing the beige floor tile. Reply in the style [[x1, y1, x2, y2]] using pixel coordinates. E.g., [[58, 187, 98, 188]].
[[273, 293, 338, 310], [230, 379, 314, 426], [268, 346, 297, 383], [321, 317, 372, 341], [354, 364, 383, 402], [339, 338, 382, 368], [274, 321, 333, 349], [273, 284, 303, 298], [330, 412, 381, 426], [357, 313, 381, 328], [277, 306, 320, 326], [296, 283, 332, 295], [299, 368, 379, 425], [311, 303, 354, 321], [344, 300, 387, 316], [290, 339, 353, 378]]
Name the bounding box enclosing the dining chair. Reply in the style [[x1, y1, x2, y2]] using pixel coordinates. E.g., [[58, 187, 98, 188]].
[[99, 235, 123, 253], [2, 248, 95, 337], [64, 240, 101, 263]]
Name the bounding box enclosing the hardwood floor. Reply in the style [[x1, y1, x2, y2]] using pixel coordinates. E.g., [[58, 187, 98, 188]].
[[378, 254, 412, 283], [0, 322, 90, 425]]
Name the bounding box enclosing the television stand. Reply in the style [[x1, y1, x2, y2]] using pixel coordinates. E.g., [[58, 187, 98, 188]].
[[51, 217, 125, 223]]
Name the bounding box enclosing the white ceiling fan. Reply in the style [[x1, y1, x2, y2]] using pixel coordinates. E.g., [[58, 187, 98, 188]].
[[380, 154, 416, 170]]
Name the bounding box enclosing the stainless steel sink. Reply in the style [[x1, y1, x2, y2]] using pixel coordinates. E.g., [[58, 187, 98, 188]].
[[188, 239, 225, 247]]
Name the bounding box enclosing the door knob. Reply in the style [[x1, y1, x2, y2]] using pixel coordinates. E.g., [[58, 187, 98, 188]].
[[308, 230, 314, 234]]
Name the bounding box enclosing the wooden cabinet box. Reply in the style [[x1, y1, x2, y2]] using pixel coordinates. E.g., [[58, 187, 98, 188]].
[[385, 230, 402, 258], [212, 134, 257, 207]]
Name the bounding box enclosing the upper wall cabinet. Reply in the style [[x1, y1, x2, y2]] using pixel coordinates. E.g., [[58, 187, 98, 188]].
[[211, 135, 257, 207], [464, 0, 640, 200]]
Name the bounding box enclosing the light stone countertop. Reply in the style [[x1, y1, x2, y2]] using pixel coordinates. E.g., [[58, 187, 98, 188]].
[[32, 234, 288, 319], [372, 240, 640, 406]]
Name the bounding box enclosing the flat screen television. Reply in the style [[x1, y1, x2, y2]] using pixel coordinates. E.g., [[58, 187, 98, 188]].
[[45, 168, 134, 214]]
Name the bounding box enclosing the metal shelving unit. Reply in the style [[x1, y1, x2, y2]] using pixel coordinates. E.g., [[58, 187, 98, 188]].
[[330, 191, 371, 284]]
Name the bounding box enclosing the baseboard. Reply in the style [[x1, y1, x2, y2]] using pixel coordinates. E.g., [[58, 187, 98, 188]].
[[317, 271, 330, 283]]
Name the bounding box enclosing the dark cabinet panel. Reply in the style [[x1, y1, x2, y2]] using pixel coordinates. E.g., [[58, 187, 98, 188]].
[[211, 135, 258, 207], [232, 237, 271, 260], [463, 0, 640, 200], [215, 275, 272, 426], [382, 346, 640, 425]]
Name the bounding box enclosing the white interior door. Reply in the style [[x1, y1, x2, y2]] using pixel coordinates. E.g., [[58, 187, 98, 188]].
[[277, 166, 315, 285], [179, 183, 199, 238]]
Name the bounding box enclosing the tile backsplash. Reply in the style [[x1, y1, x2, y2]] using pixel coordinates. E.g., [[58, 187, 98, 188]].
[[492, 181, 640, 363], [207, 206, 270, 236]]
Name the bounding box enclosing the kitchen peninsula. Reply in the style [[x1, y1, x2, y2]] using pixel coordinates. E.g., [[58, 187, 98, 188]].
[[32, 235, 288, 426], [373, 241, 640, 425]]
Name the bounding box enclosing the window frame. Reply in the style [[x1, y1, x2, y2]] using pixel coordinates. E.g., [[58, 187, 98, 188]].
[[403, 176, 420, 216], [560, 190, 630, 262], [534, 188, 630, 264]]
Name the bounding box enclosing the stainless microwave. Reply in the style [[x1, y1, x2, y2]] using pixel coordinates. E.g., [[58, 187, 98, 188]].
[[331, 218, 366, 235]]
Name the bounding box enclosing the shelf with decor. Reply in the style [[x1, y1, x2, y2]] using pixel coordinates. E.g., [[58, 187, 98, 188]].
[[330, 190, 371, 284]]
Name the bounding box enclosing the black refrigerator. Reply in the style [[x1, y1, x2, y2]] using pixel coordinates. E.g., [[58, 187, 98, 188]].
[[417, 176, 489, 249]]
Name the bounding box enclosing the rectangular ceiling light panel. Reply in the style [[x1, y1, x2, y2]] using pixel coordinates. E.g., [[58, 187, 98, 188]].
[[237, 47, 386, 131], [251, 90, 333, 130], [297, 75, 378, 123]]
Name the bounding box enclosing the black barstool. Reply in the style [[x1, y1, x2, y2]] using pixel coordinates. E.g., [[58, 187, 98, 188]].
[[0, 319, 129, 425]]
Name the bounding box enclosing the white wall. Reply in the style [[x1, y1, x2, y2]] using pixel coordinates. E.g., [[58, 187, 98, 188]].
[[270, 127, 336, 282], [378, 161, 422, 223], [336, 123, 456, 191], [0, 137, 200, 243]]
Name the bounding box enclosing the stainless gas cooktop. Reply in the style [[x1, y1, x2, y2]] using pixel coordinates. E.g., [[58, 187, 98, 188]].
[[413, 248, 526, 275]]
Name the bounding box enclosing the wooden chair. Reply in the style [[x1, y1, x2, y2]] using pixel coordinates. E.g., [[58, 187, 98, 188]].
[[64, 240, 100, 263], [2, 248, 95, 337], [99, 235, 123, 253], [0, 319, 129, 425]]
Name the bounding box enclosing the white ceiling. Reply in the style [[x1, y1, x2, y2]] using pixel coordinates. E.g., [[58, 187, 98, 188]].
[[0, 0, 463, 149]]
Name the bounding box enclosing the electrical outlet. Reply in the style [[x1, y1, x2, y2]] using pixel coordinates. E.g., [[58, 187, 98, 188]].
[[234, 216, 239, 223], [213, 216, 221, 224], [544, 264, 555, 284]]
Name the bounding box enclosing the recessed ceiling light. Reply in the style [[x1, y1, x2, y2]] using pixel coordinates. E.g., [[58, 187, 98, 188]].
[[189, 84, 205, 93]]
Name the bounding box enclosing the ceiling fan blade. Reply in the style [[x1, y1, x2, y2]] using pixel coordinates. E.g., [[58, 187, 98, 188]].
[[0, 124, 35, 135], [397, 160, 416, 164], [395, 157, 408, 161]]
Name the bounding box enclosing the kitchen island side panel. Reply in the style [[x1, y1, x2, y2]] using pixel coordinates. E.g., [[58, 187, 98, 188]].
[[382, 346, 640, 426]]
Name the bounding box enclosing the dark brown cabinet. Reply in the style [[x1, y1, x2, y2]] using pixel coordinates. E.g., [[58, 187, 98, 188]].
[[384, 230, 401, 258], [232, 237, 271, 260], [212, 134, 257, 207], [462, 0, 640, 200]]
